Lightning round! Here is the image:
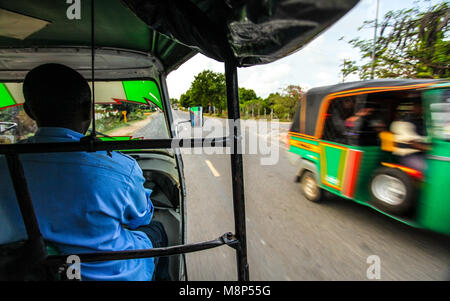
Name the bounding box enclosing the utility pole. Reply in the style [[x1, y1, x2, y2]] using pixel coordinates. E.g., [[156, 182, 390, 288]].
[[371, 0, 380, 80]]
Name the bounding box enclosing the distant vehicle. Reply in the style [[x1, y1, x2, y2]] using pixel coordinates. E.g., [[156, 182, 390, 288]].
[[288, 79, 450, 236]]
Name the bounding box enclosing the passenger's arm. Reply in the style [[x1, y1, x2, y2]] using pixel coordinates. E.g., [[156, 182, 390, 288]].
[[408, 140, 431, 152]]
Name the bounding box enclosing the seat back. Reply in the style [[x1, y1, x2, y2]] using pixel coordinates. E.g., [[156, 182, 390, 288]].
[[379, 131, 395, 152]]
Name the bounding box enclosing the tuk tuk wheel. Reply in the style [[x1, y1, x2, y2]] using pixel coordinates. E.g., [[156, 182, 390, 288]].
[[300, 171, 323, 203], [369, 167, 416, 216]]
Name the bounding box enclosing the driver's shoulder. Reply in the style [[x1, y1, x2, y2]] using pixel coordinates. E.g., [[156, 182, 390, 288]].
[[108, 151, 140, 172], [112, 151, 136, 162]]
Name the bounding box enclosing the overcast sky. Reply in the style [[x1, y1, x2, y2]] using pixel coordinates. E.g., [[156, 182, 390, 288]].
[[166, 0, 442, 100]]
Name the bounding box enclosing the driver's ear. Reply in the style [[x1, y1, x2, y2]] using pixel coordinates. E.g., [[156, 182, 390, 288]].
[[23, 102, 36, 120], [82, 102, 92, 122]]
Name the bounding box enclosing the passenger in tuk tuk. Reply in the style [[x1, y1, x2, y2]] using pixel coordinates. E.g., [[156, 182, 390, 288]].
[[328, 97, 358, 144], [388, 100, 430, 173], [0, 63, 169, 281], [328, 96, 377, 145], [345, 106, 376, 145]]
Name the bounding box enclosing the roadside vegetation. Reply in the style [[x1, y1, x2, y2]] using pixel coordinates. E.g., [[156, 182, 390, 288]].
[[95, 103, 155, 134], [174, 70, 303, 122], [340, 1, 449, 80]]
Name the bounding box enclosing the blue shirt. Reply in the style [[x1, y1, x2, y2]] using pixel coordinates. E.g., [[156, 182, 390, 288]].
[[0, 127, 155, 281]]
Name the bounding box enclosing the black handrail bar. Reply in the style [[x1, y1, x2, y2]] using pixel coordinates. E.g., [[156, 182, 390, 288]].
[[0, 137, 230, 155], [5, 154, 47, 264], [46, 233, 239, 265]]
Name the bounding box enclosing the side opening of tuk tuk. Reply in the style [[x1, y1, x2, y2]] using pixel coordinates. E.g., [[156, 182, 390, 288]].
[[0, 0, 361, 280]]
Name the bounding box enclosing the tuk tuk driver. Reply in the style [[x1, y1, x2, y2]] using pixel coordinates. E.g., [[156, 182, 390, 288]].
[[0, 63, 168, 281]]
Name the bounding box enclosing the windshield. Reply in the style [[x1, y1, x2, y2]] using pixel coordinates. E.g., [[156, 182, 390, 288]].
[[0, 80, 171, 146]]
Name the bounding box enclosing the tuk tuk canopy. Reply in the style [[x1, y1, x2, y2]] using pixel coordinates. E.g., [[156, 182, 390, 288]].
[[0, 0, 359, 78]]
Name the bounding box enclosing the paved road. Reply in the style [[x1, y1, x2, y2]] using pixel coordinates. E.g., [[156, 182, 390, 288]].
[[160, 110, 450, 280]]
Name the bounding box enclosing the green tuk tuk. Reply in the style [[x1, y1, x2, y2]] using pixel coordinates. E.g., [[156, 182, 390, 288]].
[[288, 79, 450, 236]]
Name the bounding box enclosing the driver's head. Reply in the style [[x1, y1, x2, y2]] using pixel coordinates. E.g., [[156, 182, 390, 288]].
[[23, 63, 92, 134]]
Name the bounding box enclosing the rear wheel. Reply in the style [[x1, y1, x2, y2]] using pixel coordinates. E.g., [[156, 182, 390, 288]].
[[300, 171, 323, 203], [369, 167, 416, 216]]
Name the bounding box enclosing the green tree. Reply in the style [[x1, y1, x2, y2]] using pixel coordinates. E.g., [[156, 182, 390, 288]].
[[340, 59, 359, 82], [342, 1, 450, 79], [239, 87, 257, 104], [179, 91, 192, 108], [188, 70, 226, 113], [268, 85, 303, 119]]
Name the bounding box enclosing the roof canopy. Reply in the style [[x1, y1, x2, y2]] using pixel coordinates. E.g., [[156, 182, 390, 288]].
[[0, 0, 359, 75], [121, 0, 359, 67], [306, 79, 443, 100], [290, 79, 445, 136]]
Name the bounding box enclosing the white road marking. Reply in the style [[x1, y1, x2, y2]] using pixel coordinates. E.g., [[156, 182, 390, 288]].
[[205, 159, 220, 177]]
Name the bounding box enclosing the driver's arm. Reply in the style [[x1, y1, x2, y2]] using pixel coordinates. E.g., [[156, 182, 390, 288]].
[[121, 160, 154, 230]]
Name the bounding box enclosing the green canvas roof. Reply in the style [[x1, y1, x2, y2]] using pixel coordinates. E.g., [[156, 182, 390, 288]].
[[0, 0, 194, 74]]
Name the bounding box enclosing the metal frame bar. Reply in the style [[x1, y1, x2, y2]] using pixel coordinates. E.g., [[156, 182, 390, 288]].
[[225, 61, 249, 281], [4, 154, 47, 263], [46, 233, 238, 265], [0, 137, 229, 155], [159, 72, 189, 280], [5, 154, 42, 241], [0, 47, 164, 81]]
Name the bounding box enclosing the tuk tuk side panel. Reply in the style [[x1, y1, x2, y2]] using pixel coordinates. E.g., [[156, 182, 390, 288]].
[[289, 134, 376, 201], [288, 134, 320, 163], [288, 134, 424, 228], [318, 142, 348, 191], [418, 139, 450, 235], [315, 141, 369, 200], [316, 142, 391, 204], [417, 87, 450, 235], [351, 146, 391, 204]]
